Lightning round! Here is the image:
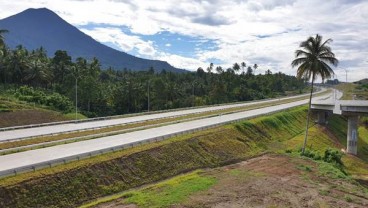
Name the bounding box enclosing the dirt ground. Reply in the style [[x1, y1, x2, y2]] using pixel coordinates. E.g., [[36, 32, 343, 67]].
[[96, 154, 368, 208]]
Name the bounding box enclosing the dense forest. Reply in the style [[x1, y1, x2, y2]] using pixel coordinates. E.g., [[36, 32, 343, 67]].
[[0, 43, 306, 117]]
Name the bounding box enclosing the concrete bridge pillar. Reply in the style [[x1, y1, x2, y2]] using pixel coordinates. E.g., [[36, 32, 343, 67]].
[[347, 116, 359, 155], [317, 111, 327, 124]]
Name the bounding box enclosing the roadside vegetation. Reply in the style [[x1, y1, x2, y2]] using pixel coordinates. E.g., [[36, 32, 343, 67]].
[[335, 81, 368, 100]]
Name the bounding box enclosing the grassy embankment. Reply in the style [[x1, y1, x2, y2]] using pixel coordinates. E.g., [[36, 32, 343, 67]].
[[335, 82, 368, 100], [82, 115, 368, 208], [0, 106, 309, 207], [82, 110, 368, 208], [0, 95, 86, 128]]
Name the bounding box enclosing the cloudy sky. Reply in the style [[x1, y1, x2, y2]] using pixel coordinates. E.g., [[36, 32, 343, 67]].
[[0, 0, 367, 82]]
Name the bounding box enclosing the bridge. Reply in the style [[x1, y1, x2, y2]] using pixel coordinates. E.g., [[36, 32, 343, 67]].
[[311, 90, 368, 155]]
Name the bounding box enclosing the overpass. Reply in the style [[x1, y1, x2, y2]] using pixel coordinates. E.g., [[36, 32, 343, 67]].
[[311, 91, 368, 155]]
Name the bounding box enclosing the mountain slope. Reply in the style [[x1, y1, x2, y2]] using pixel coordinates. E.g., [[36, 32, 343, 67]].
[[0, 8, 185, 72]]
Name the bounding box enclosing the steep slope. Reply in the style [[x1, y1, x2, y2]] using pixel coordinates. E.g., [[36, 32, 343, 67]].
[[0, 8, 184, 72]]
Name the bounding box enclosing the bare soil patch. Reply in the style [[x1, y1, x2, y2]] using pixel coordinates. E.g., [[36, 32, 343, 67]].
[[0, 109, 67, 128], [180, 154, 368, 208], [99, 154, 368, 208]]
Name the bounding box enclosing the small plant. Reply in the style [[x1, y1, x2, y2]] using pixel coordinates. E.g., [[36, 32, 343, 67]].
[[285, 149, 293, 153], [323, 148, 343, 167], [300, 148, 322, 160], [344, 195, 353, 202], [319, 188, 330, 196], [297, 164, 312, 172]]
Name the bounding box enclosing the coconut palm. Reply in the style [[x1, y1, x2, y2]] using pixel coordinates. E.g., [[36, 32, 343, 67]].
[[291, 34, 338, 154], [0, 29, 8, 48], [0, 29, 8, 57]]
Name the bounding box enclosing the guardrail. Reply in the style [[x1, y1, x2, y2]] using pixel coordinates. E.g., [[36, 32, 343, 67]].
[[0, 100, 308, 178]]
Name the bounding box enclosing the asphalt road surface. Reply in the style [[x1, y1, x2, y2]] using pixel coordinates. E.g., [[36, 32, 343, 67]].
[[0, 91, 332, 176], [0, 91, 324, 141]]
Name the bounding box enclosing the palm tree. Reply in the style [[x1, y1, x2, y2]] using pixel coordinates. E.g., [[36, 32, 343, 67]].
[[241, 62, 246, 74], [233, 62, 240, 73], [0, 29, 8, 57], [0, 29, 8, 48], [291, 34, 338, 154], [253, 63, 258, 73]]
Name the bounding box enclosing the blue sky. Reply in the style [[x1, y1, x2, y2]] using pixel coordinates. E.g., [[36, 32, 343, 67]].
[[0, 0, 367, 82]]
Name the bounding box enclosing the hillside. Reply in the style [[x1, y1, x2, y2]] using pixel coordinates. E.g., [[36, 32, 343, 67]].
[[0, 8, 184, 72]]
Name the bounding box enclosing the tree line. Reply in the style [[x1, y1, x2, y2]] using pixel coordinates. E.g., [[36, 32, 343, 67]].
[[0, 33, 306, 117]]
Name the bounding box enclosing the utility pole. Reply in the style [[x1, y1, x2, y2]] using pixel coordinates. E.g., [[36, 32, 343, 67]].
[[75, 77, 78, 122], [147, 80, 150, 112], [192, 82, 195, 107]]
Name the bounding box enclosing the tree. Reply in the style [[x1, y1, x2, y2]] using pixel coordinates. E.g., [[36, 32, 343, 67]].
[[253, 64, 258, 74], [265, 69, 272, 75], [215, 66, 223, 74], [0, 29, 8, 48], [291, 34, 338, 154], [246, 66, 253, 77], [241, 62, 246, 74], [7, 45, 30, 84], [207, 63, 214, 73], [233, 62, 240, 73], [51, 50, 72, 85]]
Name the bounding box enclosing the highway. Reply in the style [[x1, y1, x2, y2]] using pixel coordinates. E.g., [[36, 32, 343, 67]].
[[0, 91, 332, 176], [0, 91, 324, 141]]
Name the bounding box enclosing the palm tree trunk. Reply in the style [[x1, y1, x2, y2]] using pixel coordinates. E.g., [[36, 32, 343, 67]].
[[302, 74, 315, 154]]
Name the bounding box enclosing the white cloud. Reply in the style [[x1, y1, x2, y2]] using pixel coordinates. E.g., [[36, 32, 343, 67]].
[[80, 27, 156, 57], [1, 0, 367, 81], [165, 43, 171, 47]]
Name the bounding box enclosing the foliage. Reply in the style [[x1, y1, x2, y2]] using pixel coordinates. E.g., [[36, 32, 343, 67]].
[[13, 85, 73, 112], [291, 33, 338, 154], [121, 171, 216, 207], [323, 148, 344, 167], [0, 44, 306, 117]]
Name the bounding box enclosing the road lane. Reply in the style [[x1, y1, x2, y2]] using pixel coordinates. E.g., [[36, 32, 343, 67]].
[[0, 91, 325, 141], [0, 92, 331, 176]]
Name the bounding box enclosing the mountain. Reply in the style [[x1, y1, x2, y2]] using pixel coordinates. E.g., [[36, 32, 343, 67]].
[[0, 8, 185, 72]]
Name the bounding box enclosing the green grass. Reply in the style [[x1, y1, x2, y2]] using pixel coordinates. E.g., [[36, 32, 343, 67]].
[[64, 112, 88, 120], [123, 171, 216, 207], [81, 170, 217, 208], [335, 82, 368, 100], [335, 83, 357, 100], [317, 161, 349, 180]]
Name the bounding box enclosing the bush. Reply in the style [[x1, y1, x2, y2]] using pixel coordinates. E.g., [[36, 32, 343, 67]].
[[323, 148, 343, 167], [12, 86, 73, 112], [300, 148, 322, 161]]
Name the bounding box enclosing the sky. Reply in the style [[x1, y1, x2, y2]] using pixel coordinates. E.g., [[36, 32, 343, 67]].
[[0, 0, 367, 82]]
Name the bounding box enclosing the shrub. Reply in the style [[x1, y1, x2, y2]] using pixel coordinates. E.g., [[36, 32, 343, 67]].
[[12, 86, 73, 112], [300, 148, 322, 160], [323, 148, 343, 167]]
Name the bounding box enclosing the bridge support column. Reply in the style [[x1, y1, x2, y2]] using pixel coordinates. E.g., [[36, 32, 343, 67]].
[[347, 116, 358, 155], [317, 111, 327, 124]]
